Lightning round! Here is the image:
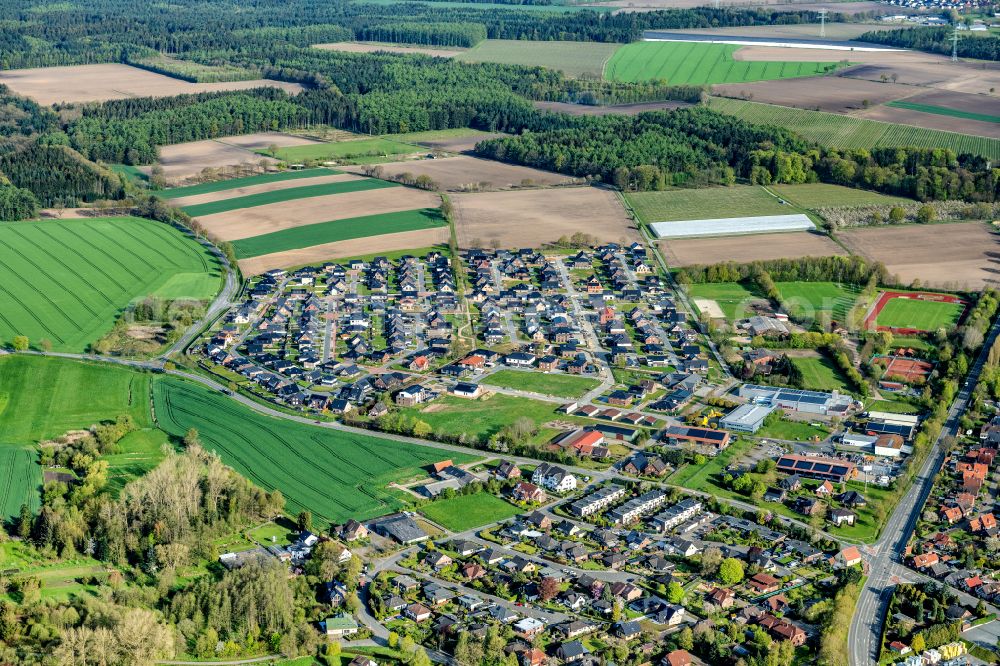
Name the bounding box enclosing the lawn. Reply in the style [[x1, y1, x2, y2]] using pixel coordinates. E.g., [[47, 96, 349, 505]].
[[0, 355, 152, 447], [232, 208, 446, 259], [457, 39, 622, 78], [770, 183, 912, 208], [384, 128, 493, 144], [791, 355, 852, 393], [865, 399, 922, 415], [181, 178, 398, 217], [420, 492, 522, 531], [483, 369, 600, 398], [667, 437, 753, 490], [605, 42, 843, 84], [152, 376, 477, 523], [885, 100, 1000, 125], [266, 137, 422, 163], [875, 297, 965, 331], [774, 281, 860, 323], [626, 185, 790, 224], [158, 167, 336, 199], [0, 449, 41, 521], [756, 418, 829, 441], [687, 282, 761, 321], [0, 217, 221, 352], [102, 428, 172, 495]]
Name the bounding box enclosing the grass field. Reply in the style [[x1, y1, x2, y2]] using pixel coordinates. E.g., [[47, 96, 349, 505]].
[[709, 97, 1000, 162], [687, 282, 761, 320], [456, 39, 621, 78], [865, 399, 922, 415], [102, 428, 171, 495], [605, 42, 842, 85], [0, 449, 41, 521], [0, 217, 221, 352], [181, 178, 398, 216], [770, 183, 912, 208], [626, 186, 790, 223], [159, 168, 335, 199], [482, 369, 600, 398], [885, 100, 1000, 125], [383, 128, 492, 144], [152, 377, 476, 523], [875, 297, 965, 331], [774, 281, 860, 323], [791, 355, 852, 393], [420, 492, 522, 531], [0, 356, 152, 447], [231, 208, 446, 259], [264, 138, 421, 163]]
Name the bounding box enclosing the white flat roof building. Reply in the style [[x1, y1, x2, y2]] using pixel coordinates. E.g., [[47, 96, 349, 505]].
[[650, 214, 815, 239]]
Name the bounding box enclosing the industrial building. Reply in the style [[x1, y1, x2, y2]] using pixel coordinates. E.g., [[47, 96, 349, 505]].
[[720, 403, 775, 433], [739, 384, 854, 416]]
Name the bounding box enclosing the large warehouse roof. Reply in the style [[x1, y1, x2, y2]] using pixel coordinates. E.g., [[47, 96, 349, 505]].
[[650, 214, 815, 239]]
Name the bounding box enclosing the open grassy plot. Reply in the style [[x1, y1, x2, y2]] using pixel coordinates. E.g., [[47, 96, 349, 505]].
[[456, 40, 622, 78], [266, 137, 421, 163], [152, 377, 476, 523], [885, 100, 1000, 125], [791, 355, 852, 393], [180, 178, 398, 216], [420, 492, 522, 531], [875, 297, 965, 331], [232, 208, 446, 259], [866, 399, 922, 415], [686, 282, 761, 321], [770, 183, 912, 208], [0, 356, 152, 447], [605, 42, 843, 85], [667, 438, 753, 490], [482, 369, 600, 399], [0, 217, 221, 352], [159, 167, 335, 199], [626, 186, 789, 224], [102, 428, 172, 495], [774, 281, 860, 323], [709, 97, 1000, 162], [0, 449, 41, 521]]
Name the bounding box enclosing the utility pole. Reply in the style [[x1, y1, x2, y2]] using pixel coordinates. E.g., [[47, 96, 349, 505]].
[[819, 9, 827, 38], [951, 27, 959, 62]]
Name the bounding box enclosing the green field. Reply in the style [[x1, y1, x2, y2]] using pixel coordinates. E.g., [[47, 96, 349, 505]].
[[0, 356, 152, 447], [383, 128, 494, 144], [687, 282, 761, 320], [709, 97, 1000, 162], [456, 39, 621, 78], [774, 281, 860, 323], [232, 208, 446, 259], [181, 178, 398, 217], [626, 186, 790, 223], [0, 449, 41, 521], [420, 492, 522, 531], [0, 217, 221, 352], [875, 296, 965, 331], [102, 428, 172, 495], [605, 42, 842, 84], [482, 369, 600, 398], [886, 100, 1000, 125], [357, 0, 607, 12], [266, 137, 422, 163], [791, 355, 852, 393], [159, 168, 336, 199], [770, 183, 912, 208], [152, 377, 476, 523]]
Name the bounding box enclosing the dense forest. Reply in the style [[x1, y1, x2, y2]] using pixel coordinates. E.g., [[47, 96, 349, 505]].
[[859, 26, 1000, 61]]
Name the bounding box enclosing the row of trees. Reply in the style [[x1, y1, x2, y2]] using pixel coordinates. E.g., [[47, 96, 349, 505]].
[[859, 26, 1000, 61]]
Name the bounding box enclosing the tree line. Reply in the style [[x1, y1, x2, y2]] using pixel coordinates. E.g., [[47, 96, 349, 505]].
[[859, 26, 1000, 61]]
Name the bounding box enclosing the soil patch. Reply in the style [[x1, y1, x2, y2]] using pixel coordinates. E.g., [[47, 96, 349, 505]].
[[344, 155, 575, 191], [713, 75, 914, 113], [170, 173, 365, 207], [660, 231, 845, 267], [313, 42, 464, 58]]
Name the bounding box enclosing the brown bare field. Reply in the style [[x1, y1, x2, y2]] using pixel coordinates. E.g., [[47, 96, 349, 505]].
[[411, 133, 506, 153], [238, 227, 451, 275], [838, 223, 1000, 290], [713, 76, 914, 113], [170, 173, 364, 207], [857, 105, 1000, 139], [140, 134, 296, 184], [197, 188, 441, 241], [534, 100, 692, 115], [0, 64, 303, 106], [314, 42, 463, 58], [841, 58, 1000, 96], [343, 156, 575, 191], [217, 132, 323, 151], [897, 89, 1000, 115], [670, 22, 902, 41], [451, 187, 637, 248], [733, 46, 913, 63], [659, 231, 845, 267]]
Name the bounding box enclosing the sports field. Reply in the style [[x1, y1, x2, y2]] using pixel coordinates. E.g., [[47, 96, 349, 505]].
[[265, 137, 422, 163], [626, 186, 790, 223], [791, 355, 852, 393], [709, 97, 1000, 162], [420, 492, 522, 531], [686, 282, 761, 321], [152, 377, 476, 523], [483, 369, 600, 399], [874, 296, 965, 332], [180, 178, 398, 216], [231, 208, 447, 259], [605, 42, 842, 85], [770, 183, 912, 208], [0, 355, 152, 446], [456, 39, 621, 78], [0, 217, 221, 352], [885, 100, 1000, 125], [0, 449, 41, 521], [774, 281, 860, 323], [159, 168, 335, 199]]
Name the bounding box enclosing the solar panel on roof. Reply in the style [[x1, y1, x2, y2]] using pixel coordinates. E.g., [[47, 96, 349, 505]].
[[794, 460, 812, 470], [814, 463, 831, 473]]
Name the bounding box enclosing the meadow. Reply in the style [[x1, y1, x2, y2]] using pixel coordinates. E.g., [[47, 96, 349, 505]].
[[885, 100, 1000, 125], [770, 183, 912, 208], [875, 297, 965, 331], [456, 39, 621, 78], [0, 449, 41, 521], [482, 369, 600, 398], [774, 281, 860, 323], [605, 42, 842, 85], [791, 355, 852, 393], [686, 282, 761, 320], [180, 178, 398, 216], [709, 97, 1000, 161], [0, 217, 221, 352], [265, 137, 421, 163], [152, 377, 476, 523], [420, 492, 522, 531], [231, 208, 447, 259], [102, 428, 171, 495], [158, 168, 334, 199], [626, 185, 790, 223]]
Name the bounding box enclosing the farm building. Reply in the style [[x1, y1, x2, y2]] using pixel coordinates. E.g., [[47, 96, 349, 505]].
[[720, 403, 774, 434], [739, 384, 854, 416], [649, 214, 814, 239]]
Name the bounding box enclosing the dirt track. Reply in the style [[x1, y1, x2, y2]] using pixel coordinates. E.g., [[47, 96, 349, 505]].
[[659, 231, 845, 267], [344, 156, 575, 191], [452, 187, 637, 248], [314, 42, 463, 58], [0, 64, 303, 105], [197, 188, 441, 241], [171, 173, 364, 207], [238, 227, 451, 275]]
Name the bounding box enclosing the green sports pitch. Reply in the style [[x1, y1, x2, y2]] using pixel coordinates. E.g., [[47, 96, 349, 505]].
[[874, 295, 966, 332]]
